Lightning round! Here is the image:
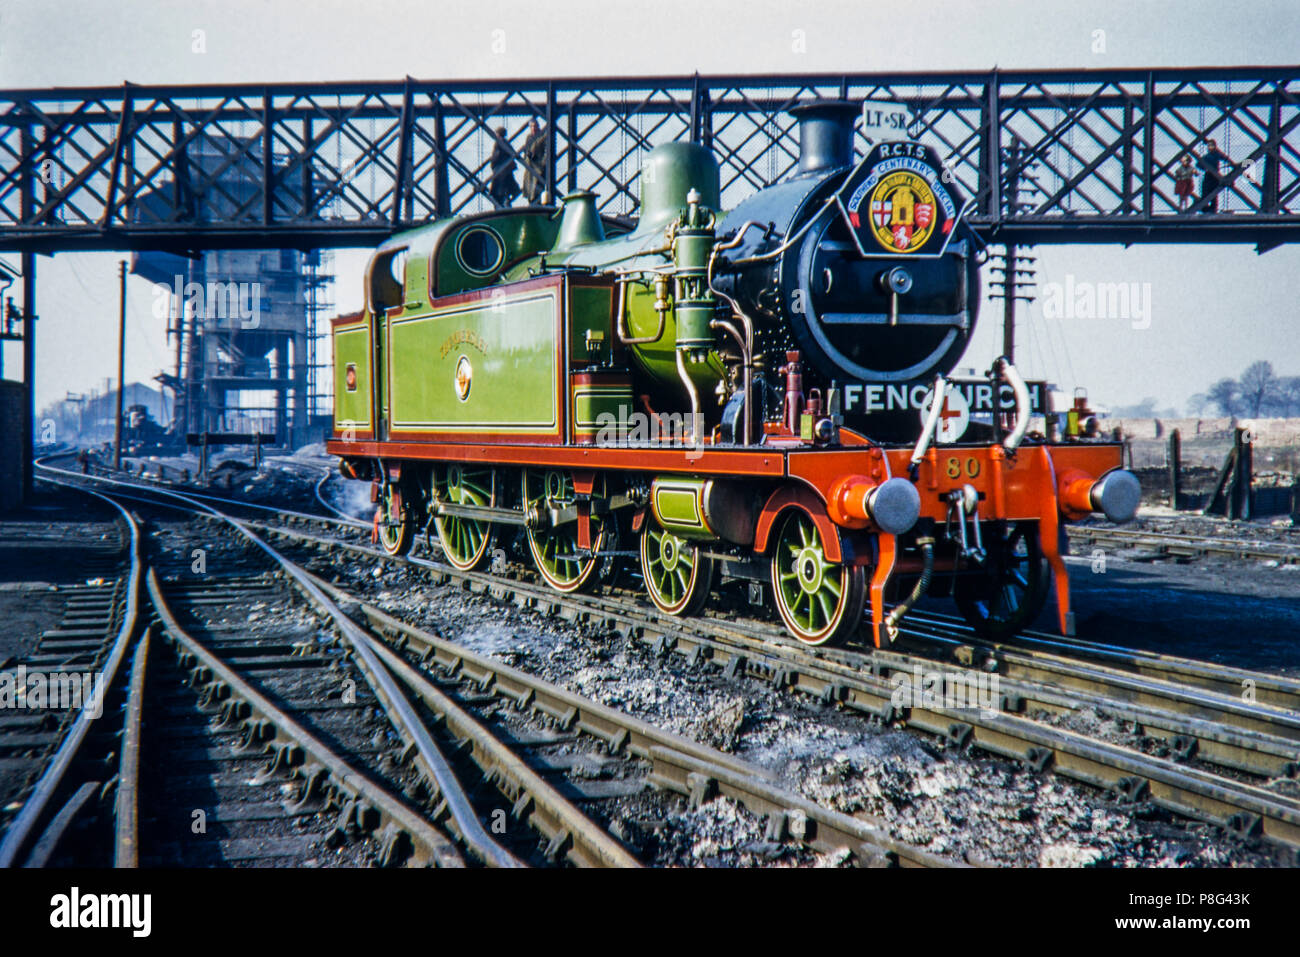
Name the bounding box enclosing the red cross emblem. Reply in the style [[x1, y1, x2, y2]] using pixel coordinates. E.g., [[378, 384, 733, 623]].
[[939, 396, 962, 425]]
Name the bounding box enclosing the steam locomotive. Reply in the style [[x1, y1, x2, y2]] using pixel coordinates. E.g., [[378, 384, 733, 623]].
[[326, 100, 1139, 647]]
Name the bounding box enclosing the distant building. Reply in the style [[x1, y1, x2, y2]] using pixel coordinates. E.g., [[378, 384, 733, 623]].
[[39, 381, 168, 446]]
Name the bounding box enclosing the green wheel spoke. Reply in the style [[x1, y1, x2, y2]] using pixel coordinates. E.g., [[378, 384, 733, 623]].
[[770, 512, 862, 645], [435, 467, 494, 569], [797, 591, 813, 628], [527, 470, 605, 593], [815, 590, 835, 628], [641, 527, 709, 615]]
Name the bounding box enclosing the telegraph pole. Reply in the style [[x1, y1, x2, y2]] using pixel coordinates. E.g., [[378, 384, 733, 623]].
[[1002, 242, 1017, 361], [114, 260, 126, 470]]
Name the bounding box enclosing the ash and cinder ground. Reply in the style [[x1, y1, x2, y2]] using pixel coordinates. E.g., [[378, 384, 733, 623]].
[[327, 558, 1287, 868], [65, 458, 1300, 867]]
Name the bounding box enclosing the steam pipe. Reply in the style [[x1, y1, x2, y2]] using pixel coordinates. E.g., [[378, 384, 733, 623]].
[[711, 317, 744, 351], [675, 349, 702, 446], [707, 249, 758, 445], [732, 308, 755, 445], [613, 276, 666, 345], [712, 321, 754, 442], [710, 198, 838, 268], [710, 314, 754, 446]]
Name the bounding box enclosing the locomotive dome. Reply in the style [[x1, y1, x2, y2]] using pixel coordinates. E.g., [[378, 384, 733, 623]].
[[636, 142, 721, 232]]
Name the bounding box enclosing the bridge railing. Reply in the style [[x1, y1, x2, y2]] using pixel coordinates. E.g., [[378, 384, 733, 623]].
[[1, 68, 1296, 251]]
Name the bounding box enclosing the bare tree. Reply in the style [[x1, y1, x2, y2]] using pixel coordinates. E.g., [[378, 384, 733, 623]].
[[1239, 361, 1275, 416], [1265, 375, 1300, 417], [1207, 377, 1241, 416]]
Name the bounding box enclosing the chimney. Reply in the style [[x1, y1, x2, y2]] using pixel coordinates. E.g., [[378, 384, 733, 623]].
[[553, 190, 606, 251], [789, 100, 858, 176]]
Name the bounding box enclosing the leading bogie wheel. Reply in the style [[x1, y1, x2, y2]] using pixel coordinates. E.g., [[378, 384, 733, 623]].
[[433, 464, 496, 570], [953, 520, 1051, 638], [769, 510, 865, 646], [640, 525, 714, 617]]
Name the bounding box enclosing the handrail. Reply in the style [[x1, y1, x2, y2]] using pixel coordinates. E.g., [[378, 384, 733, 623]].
[[910, 375, 949, 468], [998, 357, 1032, 452]]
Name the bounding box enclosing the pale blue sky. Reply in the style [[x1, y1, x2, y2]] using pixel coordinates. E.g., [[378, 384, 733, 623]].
[[1, 0, 1297, 413]]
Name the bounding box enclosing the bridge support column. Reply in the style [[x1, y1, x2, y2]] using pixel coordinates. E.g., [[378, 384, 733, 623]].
[[21, 250, 35, 506]]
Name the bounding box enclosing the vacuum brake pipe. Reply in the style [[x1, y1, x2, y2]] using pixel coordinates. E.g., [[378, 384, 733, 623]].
[[884, 534, 935, 641]]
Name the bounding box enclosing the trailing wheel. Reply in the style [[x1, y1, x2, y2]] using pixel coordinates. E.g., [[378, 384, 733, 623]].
[[433, 465, 496, 571], [375, 479, 415, 557], [769, 510, 865, 646], [639, 525, 714, 617], [953, 521, 1051, 638], [523, 470, 606, 593]]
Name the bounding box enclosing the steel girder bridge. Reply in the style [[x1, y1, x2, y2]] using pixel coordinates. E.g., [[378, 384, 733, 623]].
[[2, 67, 1299, 255], [2, 67, 1298, 503]]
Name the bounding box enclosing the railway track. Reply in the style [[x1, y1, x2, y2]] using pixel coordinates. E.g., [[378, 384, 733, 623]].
[[14, 480, 636, 867], [33, 461, 1300, 861], [0, 485, 142, 867], [23, 463, 950, 867], [1, 485, 422, 868], [0, 536, 126, 827], [132, 530, 470, 867], [94, 460, 1300, 720], [903, 610, 1300, 713], [223, 478, 1300, 856], [1069, 523, 1300, 565]]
